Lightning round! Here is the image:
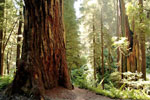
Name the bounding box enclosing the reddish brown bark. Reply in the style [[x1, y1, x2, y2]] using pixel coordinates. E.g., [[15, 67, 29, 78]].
[[6, 0, 72, 99], [0, 0, 5, 76], [118, 0, 127, 76], [118, 0, 137, 76], [117, 0, 145, 80], [125, 16, 134, 72]]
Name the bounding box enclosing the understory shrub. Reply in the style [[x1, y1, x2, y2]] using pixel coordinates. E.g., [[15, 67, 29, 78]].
[[121, 71, 150, 95], [0, 75, 13, 91], [77, 71, 150, 99], [71, 65, 88, 88]]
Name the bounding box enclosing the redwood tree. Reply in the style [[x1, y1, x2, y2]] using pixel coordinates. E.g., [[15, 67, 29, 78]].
[[6, 0, 72, 98], [0, 0, 5, 76], [117, 0, 136, 75], [117, 0, 146, 80]]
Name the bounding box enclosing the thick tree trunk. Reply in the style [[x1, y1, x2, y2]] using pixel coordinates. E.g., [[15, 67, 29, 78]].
[[118, 0, 137, 75], [6, 0, 72, 99], [130, 16, 136, 72], [0, 0, 5, 76], [118, 0, 127, 77], [125, 15, 135, 72], [118, 0, 145, 80], [132, 16, 141, 73]]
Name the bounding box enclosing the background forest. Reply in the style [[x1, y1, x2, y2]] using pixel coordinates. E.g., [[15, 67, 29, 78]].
[[1, 0, 150, 99]]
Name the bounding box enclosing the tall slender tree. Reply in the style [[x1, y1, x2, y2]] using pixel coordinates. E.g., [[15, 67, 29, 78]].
[[81, 1, 101, 83], [93, 14, 96, 81], [64, 0, 85, 72], [139, 0, 146, 80], [0, 0, 5, 76], [101, 8, 104, 89]]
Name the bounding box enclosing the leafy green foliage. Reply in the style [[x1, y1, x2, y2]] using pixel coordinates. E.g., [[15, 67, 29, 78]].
[[110, 71, 150, 96], [109, 71, 122, 87], [127, 0, 150, 36], [64, 0, 86, 70], [121, 71, 150, 95], [1, 0, 22, 75], [146, 42, 150, 71], [71, 65, 88, 88], [77, 80, 150, 99], [97, 69, 111, 84], [0, 76, 13, 91], [112, 37, 130, 56]]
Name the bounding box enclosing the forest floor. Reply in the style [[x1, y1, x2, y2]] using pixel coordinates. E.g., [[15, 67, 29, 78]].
[[0, 87, 118, 100], [45, 87, 118, 100]]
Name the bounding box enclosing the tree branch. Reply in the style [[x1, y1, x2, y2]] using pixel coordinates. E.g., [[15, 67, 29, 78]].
[[3, 20, 18, 51]]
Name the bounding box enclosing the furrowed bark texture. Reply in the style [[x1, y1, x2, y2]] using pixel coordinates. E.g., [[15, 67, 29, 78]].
[[7, 0, 72, 98]]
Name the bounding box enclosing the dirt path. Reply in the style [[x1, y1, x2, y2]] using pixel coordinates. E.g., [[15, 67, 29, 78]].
[[72, 87, 115, 100], [0, 87, 117, 100], [46, 87, 117, 100]]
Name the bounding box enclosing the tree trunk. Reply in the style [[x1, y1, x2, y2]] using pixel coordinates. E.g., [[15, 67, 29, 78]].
[[117, 0, 145, 79], [125, 15, 134, 72], [7, 51, 9, 74], [118, 0, 127, 77], [108, 48, 111, 72], [101, 9, 104, 89], [130, 16, 136, 72], [7, 48, 12, 75], [118, 0, 136, 75], [139, 0, 146, 80], [6, 0, 72, 99], [93, 14, 96, 81], [117, 0, 120, 71], [0, 0, 5, 76], [16, 11, 22, 70]]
